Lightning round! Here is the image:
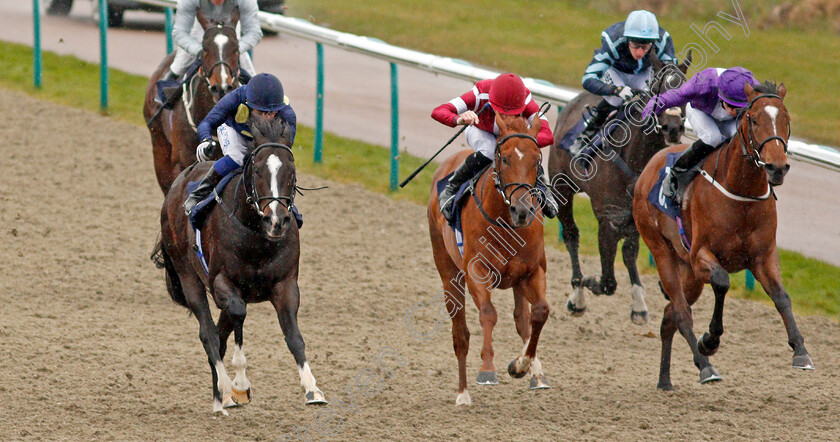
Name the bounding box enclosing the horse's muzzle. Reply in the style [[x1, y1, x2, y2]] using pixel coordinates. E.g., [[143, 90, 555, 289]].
[[263, 211, 291, 240], [764, 162, 790, 186]]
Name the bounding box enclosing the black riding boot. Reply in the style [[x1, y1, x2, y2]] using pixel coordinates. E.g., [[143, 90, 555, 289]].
[[439, 152, 493, 222], [662, 139, 717, 203], [569, 99, 617, 155], [184, 167, 224, 216], [537, 167, 559, 218]]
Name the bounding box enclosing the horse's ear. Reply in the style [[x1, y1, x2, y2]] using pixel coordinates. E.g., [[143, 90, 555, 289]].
[[744, 82, 757, 101], [529, 114, 542, 139], [196, 9, 210, 30], [495, 113, 509, 136], [648, 49, 664, 73], [230, 6, 240, 28], [777, 82, 787, 100], [679, 50, 692, 74]]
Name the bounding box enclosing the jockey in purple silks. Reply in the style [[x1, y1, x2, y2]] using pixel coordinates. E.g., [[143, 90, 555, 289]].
[[643, 67, 759, 203]]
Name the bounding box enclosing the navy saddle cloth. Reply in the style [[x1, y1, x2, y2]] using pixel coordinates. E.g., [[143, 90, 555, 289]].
[[646, 153, 682, 220], [187, 168, 303, 230], [557, 104, 631, 157]]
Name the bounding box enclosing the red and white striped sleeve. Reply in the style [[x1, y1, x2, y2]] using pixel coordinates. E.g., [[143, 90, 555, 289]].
[[431, 86, 479, 127]]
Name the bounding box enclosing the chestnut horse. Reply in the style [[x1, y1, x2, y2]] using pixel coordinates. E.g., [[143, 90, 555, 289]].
[[634, 81, 814, 390], [428, 115, 551, 406], [158, 117, 326, 413], [143, 10, 242, 194], [549, 51, 690, 324]]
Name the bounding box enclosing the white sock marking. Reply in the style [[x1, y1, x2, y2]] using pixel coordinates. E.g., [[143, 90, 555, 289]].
[[298, 362, 319, 393]]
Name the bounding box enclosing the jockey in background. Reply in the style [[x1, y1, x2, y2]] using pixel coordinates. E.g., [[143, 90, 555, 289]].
[[570, 9, 676, 153], [183, 73, 296, 215], [643, 67, 760, 204], [431, 73, 558, 221], [168, 0, 262, 84]]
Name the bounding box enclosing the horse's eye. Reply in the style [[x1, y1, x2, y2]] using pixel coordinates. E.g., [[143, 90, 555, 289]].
[[502, 157, 509, 166]]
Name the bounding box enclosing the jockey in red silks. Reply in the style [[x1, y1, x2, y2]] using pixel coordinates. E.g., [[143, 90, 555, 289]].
[[431, 73, 557, 221], [643, 67, 759, 203]]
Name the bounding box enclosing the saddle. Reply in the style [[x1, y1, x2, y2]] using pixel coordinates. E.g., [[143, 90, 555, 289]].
[[647, 152, 704, 250]]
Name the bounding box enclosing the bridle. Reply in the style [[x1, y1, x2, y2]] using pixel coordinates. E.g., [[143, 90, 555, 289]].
[[200, 25, 241, 93], [242, 143, 296, 216], [736, 93, 790, 168], [491, 133, 540, 205]]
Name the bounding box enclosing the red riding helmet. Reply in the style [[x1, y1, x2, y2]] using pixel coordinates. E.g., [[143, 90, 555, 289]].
[[489, 73, 528, 115]]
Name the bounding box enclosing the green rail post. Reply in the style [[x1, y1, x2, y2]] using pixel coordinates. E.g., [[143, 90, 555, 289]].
[[649, 252, 655, 267], [557, 221, 563, 242], [98, 0, 108, 111], [313, 43, 324, 164], [164, 8, 174, 54], [32, 0, 42, 89], [390, 63, 399, 191], [745, 270, 755, 290]]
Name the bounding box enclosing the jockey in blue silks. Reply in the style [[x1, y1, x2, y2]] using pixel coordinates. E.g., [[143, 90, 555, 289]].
[[183, 73, 296, 215], [570, 10, 676, 153], [643, 67, 760, 203]]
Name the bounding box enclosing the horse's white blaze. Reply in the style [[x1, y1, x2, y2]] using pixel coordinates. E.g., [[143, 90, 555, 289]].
[[213, 34, 230, 85], [267, 154, 283, 220], [231, 344, 250, 392], [765, 106, 780, 137], [515, 147, 524, 160], [298, 362, 319, 393]]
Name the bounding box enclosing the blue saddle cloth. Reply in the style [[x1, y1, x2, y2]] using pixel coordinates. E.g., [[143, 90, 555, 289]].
[[647, 152, 691, 250], [556, 106, 629, 157], [187, 168, 303, 231], [435, 166, 551, 256]]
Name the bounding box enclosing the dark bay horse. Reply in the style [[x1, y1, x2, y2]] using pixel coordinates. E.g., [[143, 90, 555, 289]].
[[428, 115, 551, 406], [548, 52, 691, 325], [143, 10, 242, 194], [634, 81, 814, 390], [158, 117, 326, 413]]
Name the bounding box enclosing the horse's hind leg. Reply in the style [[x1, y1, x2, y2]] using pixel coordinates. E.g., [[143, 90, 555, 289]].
[[271, 278, 326, 405], [751, 253, 814, 370], [508, 266, 550, 388], [690, 248, 729, 357], [622, 233, 649, 325], [557, 193, 586, 316], [678, 263, 721, 385], [513, 276, 550, 390]]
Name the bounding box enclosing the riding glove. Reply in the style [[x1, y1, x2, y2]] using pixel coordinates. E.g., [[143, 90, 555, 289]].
[[196, 139, 217, 162]]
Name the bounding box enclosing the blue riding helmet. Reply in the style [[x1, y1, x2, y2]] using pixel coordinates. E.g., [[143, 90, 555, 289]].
[[246, 73, 286, 112], [624, 10, 659, 42]]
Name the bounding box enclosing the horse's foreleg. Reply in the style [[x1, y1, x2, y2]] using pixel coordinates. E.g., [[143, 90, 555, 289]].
[[271, 278, 326, 405], [690, 248, 729, 357], [678, 262, 721, 385], [509, 267, 550, 390], [752, 253, 814, 370], [558, 199, 586, 316], [214, 275, 251, 406], [583, 220, 618, 296], [466, 278, 498, 386], [622, 232, 649, 325]]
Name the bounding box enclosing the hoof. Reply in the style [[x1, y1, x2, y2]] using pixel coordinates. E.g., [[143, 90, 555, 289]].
[[630, 310, 648, 325], [582, 275, 602, 295], [213, 398, 231, 415], [455, 390, 472, 406], [793, 354, 815, 370], [476, 371, 498, 385], [699, 366, 722, 384], [529, 375, 551, 390], [566, 299, 586, 317], [697, 332, 720, 357], [305, 389, 328, 405], [230, 387, 251, 406], [508, 360, 527, 379], [657, 382, 674, 391], [221, 394, 238, 409]]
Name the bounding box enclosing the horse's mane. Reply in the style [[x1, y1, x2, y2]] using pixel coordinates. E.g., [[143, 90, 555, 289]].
[[249, 116, 292, 147], [753, 81, 779, 95]]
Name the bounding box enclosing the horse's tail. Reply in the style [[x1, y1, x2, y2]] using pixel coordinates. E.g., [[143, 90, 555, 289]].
[[151, 237, 188, 308]]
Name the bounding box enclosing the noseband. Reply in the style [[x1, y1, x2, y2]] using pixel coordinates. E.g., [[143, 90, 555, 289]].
[[737, 93, 790, 168], [492, 133, 540, 205], [242, 142, 296, 216]]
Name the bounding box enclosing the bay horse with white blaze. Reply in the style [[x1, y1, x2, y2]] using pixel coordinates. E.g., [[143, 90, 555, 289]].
[[428, 114, 551, 406], [548, 51, 690, 324], [158, 117, 326, 413], [634, 81, 814, 390], [143, 9, 242, 194]]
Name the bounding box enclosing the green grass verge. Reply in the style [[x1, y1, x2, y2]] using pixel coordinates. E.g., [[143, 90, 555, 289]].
[[2, 41, 836, 319], [287, 0, 840, 146]]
